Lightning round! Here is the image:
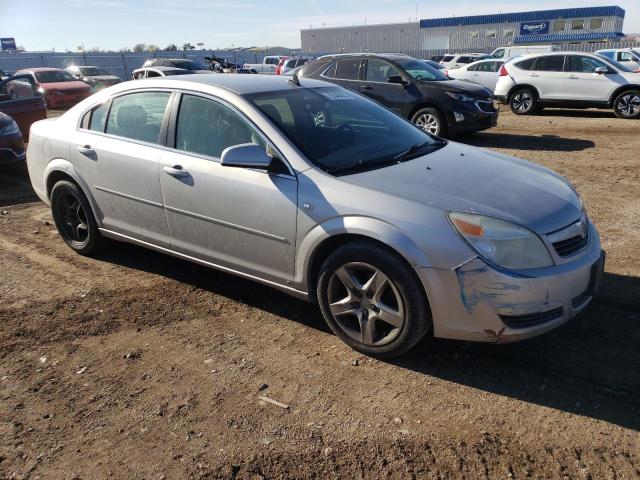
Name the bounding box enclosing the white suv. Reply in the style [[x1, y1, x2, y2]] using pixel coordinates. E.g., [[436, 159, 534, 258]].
[[495, 52, 640, 119], [439, 53, 490, 70]]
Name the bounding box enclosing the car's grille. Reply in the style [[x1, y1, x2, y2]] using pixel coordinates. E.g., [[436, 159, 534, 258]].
[[476, 100, 495, 113], [572, 290, 591, 308], [499, 307, 563, 329], [553, 234, 588, 257]]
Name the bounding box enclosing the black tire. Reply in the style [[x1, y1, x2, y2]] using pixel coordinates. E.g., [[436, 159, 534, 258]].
[[316, 240, 432, 358], [613, 89, 640, 119], [50, 180, 107, 255], [411, 107, 448, 138], [509, 87, 537, 115]]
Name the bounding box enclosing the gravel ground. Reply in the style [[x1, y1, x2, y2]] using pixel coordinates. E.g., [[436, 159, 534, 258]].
[[1, 108, 639, 479]]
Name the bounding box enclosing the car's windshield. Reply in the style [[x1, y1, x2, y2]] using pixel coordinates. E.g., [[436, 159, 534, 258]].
[[35, 70, 76, 83], [80, 67, 111, 76], [172, 60, 206, 71], [394, 59, 449, 81], [246, 86, 445, 176]]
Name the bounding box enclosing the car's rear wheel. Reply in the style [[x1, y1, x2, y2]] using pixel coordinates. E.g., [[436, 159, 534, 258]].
[[316, 241, 432, 358], [509, 88, 537, 115], [613, 90, 640, 119], [412, 107, 447, 137], [50, 180, 106, 255]]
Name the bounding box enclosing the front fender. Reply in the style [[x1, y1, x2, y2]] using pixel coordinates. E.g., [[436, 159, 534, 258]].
[[294, 215, 433, 288]]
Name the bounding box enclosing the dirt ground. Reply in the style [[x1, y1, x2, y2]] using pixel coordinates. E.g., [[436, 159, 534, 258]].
[[1, 108, 639, 479]]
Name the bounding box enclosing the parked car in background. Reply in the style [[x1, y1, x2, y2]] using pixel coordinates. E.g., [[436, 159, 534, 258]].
[[0, 111, 25, 166], [430, 55, 445, 63], [421, 59, 447, 71], [0, 74, 48, 140], [66, 65, 121, 90], [132, 67, 191, 79], [276, 57, 313, 75], [490, 45, 559, 60], [447, 59, 505, 91], [439, 53, 491, 70], [141, 58, 212, 73], [595, 48, 640, 72], [244, 55, 288, 74], [13, 68, 92, 109], [300, 53, 497, 137], [495, 52, 640, 119], [26, 74, 603, 357]]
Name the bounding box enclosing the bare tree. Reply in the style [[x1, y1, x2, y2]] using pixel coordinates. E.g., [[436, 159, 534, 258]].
[[165, 43, 178, 51]]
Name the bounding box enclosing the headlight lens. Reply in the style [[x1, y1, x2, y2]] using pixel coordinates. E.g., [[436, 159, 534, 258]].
[[449, 212, 554, 269], [0, 120, 20, 136], [37, 86, 45, 94], [445, 91, 476, 103]]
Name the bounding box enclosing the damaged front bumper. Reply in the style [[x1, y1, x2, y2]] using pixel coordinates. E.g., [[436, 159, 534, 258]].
[[416, 222, 603, 343]]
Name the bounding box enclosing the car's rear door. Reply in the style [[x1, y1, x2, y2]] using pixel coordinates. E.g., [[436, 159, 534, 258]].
[[158, 92, 297, 283], [71, 90, 173, 247], [359, 58, 406, 114], [322, 58, 364, 94], [528, 55, 567, 100], [564, 55, 619, 102], [0, 75, 47, 141]]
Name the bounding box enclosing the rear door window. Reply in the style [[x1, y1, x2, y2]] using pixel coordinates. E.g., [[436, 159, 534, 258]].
[[334, 59, 362, 80], [533, 55, 565, 71], [105, 91, 171, 144], [457, 56, 472, 64], [476, 62, 496, 72], [441, 55, 455, 63], [515, 58, 536, 70]]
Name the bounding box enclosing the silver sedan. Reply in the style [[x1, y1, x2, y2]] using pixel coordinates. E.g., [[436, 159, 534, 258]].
[[26, 74, 604, 357]]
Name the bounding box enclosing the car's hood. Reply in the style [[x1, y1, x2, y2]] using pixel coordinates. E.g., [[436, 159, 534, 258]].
[[419, 78, 493, 98], [341, 142, 581, 234], [0, 111, 13, 128], [41, 81, 91, 91], [86, 75, 120, 82]]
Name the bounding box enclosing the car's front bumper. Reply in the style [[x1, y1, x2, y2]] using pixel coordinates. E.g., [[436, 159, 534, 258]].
[[446, 101, 499, 135], [417, 221, 603, 343]]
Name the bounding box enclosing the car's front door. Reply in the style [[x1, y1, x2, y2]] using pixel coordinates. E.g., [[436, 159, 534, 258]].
[[360, 59, 406, 115], [0, 75, 47, 141], [564, 55, 619, 102], [469, 61, 501, 90], [323, 58, 364, 94], [158, 93, 297, 283], [71, 91, 173, 247]]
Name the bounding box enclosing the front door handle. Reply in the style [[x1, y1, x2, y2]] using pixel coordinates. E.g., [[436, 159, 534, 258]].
[[528, 73, 539, 77], [568, 75, 579, 79], [163, 165, 189, 178], [361, 85, 373, 90], [76, 144, 95, 155]]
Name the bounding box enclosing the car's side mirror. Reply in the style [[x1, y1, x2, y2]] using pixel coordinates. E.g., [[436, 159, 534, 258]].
[[387, 75, 407, 85], [594, 66, 609, 75], [220, 143, 272, 170]]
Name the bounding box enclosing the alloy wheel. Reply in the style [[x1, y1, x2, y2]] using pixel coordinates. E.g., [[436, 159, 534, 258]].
[[414, 113, 439, 135], [616, 93, 640, 117], [512, 91, 532, 113], [60, 192, 89, 244], [326, 262, 405, 346]]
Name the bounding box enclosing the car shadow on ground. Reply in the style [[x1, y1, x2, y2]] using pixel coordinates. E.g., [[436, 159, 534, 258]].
[[0, 164, 38, 207], [95, 243, 640, 432], [463, 132, 595, 152], [535, 108, 616, 119]]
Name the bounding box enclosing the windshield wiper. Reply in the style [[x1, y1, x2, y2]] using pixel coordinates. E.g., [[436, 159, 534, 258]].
[[393, 139, 446, 161], [325, 158, 399, 176]]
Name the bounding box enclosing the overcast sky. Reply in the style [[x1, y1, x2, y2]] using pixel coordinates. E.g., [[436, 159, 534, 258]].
[[2, 0, 638, 51]]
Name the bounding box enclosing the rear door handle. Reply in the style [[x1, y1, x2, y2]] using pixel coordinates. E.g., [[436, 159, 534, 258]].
[[76, 144, 95, 155], [528, 73, 539, 77], [568, 75, 579, 79], [163, 165, 189, 178], [361, 85, 373, 90]]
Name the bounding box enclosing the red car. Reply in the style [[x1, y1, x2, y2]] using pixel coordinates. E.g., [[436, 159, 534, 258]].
[[0, 74, 47, 142], [13, 67, 92, 109]]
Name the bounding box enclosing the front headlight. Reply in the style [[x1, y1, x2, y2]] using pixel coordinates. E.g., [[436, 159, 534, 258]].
[[449, 212, 554, 269], [37, 86, 45, 94], [445, 91, 476, 103], [0, 120, 20, 136]]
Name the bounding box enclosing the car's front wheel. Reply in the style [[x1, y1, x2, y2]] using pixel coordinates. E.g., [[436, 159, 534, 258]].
[[509, 88, 537, 115], [316, 241, 432, 358], [412, 107, 447, 137], [50, 180, 107, 255], [613, 90, 640, 119]]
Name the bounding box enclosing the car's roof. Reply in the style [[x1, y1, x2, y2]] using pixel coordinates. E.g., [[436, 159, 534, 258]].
[[17, 67, 63, 72], [124, 73, 330, 94], [135, 66, 187, 72], [66, 65, 99, 68], [318, 52, 411, 61]]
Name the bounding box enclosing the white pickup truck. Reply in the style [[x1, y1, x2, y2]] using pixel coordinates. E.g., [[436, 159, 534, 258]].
[[243, 55, 287, 74]]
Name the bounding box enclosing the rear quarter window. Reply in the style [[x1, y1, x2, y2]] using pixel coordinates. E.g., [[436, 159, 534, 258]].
[[514, 58, 536, 70]]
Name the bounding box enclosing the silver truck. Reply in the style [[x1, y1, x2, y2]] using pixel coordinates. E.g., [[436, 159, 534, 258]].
[[243, 55, 287, 74]]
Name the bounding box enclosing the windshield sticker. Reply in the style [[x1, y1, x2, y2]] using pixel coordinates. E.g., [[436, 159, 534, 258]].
[[315, 87, 356, 101]]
